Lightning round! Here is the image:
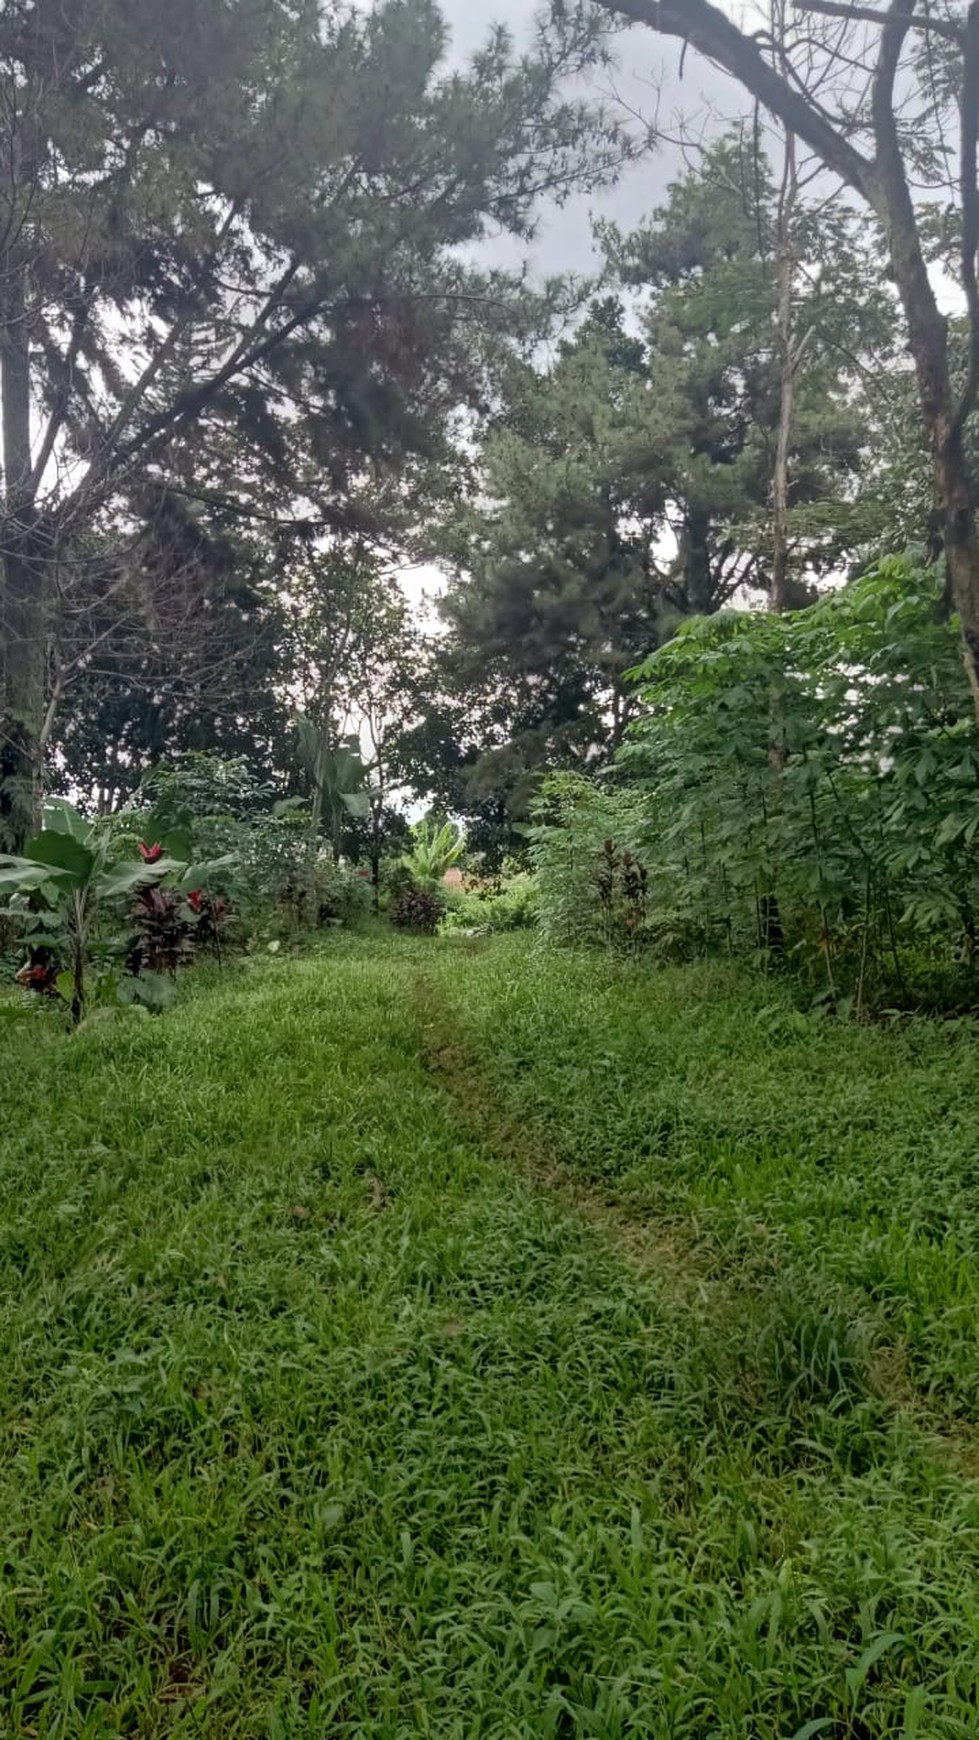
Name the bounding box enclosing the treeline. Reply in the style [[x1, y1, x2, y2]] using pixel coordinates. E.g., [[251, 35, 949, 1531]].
[[7, 0, 979, 902]]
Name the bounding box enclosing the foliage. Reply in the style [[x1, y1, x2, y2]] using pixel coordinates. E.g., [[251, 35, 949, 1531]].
[[234, 819, 366, 933], [389, 884, 445, 933], [441, 872, 540, 933], [291, 718, 371, 848], [401, 818, 466, 884], [531, 556, 979, 1005], [1, 0, 635, 849], [3, 937, 979, 1731], [527, 770, 651, 949], [141, 754, 276, 837], [128, 887, 194, 977], [0, 801, 195, 1023], [139, 755, 370, 934], [425, 131, 892, 825], [185, 889, 230, 958]]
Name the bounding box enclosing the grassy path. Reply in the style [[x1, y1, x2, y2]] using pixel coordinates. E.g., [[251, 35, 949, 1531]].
[[2, 937, 979, 1736]]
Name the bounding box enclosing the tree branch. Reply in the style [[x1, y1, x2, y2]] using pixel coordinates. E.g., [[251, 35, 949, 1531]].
[[867, 1, 949, 422], [590, 0, 875, 196], [795, 0, 963, 45]]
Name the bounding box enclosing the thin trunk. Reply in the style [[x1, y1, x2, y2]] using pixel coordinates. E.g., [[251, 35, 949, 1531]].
[[771, 125, 798, 615], [0, 258, 42, 851], [934, 425, 979, 716], [69, 890, 86, 1027], [681, 505, 714, 614]]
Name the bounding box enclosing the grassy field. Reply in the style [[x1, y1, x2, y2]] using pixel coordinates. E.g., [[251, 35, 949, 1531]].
[[2, 935, 979, 1736]]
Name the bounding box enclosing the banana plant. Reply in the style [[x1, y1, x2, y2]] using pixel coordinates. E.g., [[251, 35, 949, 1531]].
[[293, 713, 371, 849], [0, 800, 227, 1025], [401, 818, 466, 885]]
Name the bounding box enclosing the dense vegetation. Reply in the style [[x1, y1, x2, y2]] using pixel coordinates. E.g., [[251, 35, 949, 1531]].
[[530, 554, 979, 1008]]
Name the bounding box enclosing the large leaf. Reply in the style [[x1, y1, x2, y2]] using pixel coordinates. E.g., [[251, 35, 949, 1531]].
[[94, 857, 187, 900], [24, 830, 95, 881], [0, 858, 65, 893], [159, 826, 193, 862], [55, 971, 76, 1006], [175, 854, 236, 888], [340, 791, 371, 820], [42, 798, 92, 842], [118, 971, 176, 1012]]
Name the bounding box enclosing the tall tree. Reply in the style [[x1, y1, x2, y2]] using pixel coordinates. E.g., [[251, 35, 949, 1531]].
[[52, 526, 288, 811], [0, 0, 631, 847], [586, 0, 979, 720], [430, 133, 882, 819]]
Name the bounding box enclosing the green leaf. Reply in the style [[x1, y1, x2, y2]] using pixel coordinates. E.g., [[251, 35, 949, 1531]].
[[160, 828, 193, 862], [845, 1632, 904, 1702], [41, 799, 92, 842], [119, 971, 176, 1012], [24, 831, 95, 880], [94, 858, 185, 900], [175, 854, 235, 888], [0, 859, 62, 893], [55, 971, 76, 1006]]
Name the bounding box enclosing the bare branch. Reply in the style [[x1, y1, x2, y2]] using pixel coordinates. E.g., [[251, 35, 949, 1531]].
[[795, 0, 964, 44], [590, 0, 876, 194]]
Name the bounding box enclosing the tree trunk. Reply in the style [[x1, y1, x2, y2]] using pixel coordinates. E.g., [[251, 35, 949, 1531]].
[[935, 423, 979, 715], [771, 124, 798, 615], [0, 260, 42, 852], [681, 505, 714, 614]]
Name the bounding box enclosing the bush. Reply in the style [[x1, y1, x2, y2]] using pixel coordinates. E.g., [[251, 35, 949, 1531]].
[[531, 555, 979, 1006], [527, 773, 651, 949], [140, 775, 367, 936], [129, 885, 194, 975], [441, 873, 539, 933], [390, 885, 445, 934], [313, 856, 372, 926]]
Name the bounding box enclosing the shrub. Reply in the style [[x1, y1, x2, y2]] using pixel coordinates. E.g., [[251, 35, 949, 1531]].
[[129, 886, 194, 975], [185, 889, 230, 956], [313, 856, 372, 926], [441, 873, 539, 933], [401, 819, 465, 883], [0, 800, 226, 1023], [530, 555, 979, 1005], [391, 885, 445, 934], [527, 772, 651, 949]]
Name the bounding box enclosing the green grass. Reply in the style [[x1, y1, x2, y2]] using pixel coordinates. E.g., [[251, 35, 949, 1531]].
[[2, 936, 979, 1735]]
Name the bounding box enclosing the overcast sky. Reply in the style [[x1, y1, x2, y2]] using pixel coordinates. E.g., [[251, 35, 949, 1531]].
[[439, 1, 750, 278], [397, 3, 756, 618]]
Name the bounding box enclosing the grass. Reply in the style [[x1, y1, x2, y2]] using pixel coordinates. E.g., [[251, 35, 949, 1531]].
[[1, 935, 979, 1734]]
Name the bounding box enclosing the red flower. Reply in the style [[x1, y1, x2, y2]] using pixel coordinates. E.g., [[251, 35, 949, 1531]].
[[213, 900, 227, 919], [187, 889, 204, 912], [138, 841, 163, 864]]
